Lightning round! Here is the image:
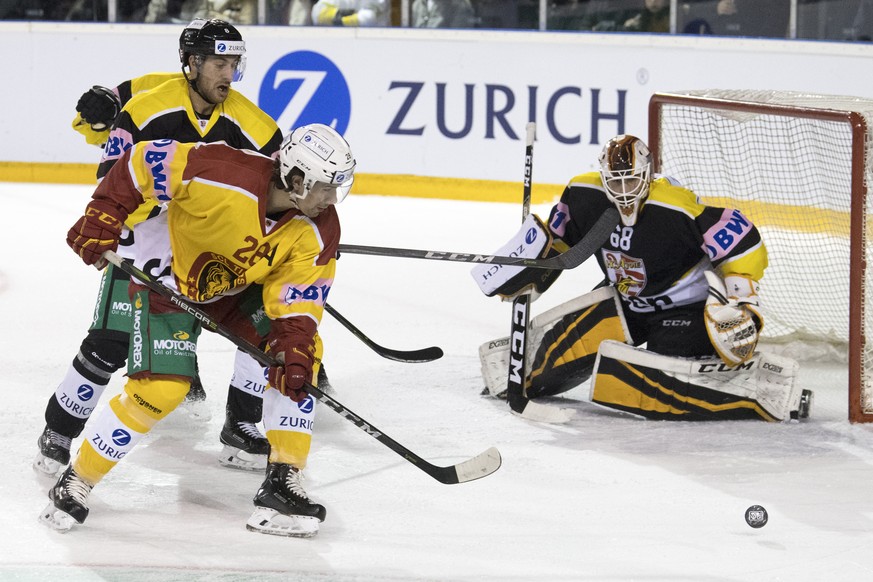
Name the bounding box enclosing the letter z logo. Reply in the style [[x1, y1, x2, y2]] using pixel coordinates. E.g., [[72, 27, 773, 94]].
[[259, 51, 351, 134]]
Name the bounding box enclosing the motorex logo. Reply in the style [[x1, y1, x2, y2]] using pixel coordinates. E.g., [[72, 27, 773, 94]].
[[259, 51, 351, 134], [77, 384, 94, 401]]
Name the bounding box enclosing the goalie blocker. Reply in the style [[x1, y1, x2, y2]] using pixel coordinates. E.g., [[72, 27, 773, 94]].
[[479, 285, 812, 422]]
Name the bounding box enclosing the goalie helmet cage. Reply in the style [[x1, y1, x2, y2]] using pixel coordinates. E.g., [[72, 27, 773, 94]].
[[648, 90, 873, 423]]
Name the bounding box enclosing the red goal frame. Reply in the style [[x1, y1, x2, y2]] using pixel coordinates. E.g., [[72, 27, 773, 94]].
[[648, 92, 871, 423]]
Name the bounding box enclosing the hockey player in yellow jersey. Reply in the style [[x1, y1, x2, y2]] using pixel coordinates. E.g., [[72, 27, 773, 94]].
[[36, 19, 284, 482], [72, 72, 180, 146], [41, 123, 355, 538], [475, 135, 812, 422]]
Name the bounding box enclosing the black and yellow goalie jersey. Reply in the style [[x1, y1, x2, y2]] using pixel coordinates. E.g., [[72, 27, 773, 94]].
[[547, 173, 768, 314]]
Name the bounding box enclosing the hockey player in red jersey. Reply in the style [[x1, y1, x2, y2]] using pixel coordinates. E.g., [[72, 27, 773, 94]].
[[40, 123, 354, 538], [36, 19, 285, 479], [475, 134, 812, 422]]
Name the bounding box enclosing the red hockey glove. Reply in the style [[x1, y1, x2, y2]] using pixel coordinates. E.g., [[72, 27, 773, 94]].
[[67, 200, 125, 268], [267, 318, 318, 402]]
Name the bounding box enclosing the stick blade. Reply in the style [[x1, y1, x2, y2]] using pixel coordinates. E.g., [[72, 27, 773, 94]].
[[511, 399, 576, 424], [448, 447, 502, 484]]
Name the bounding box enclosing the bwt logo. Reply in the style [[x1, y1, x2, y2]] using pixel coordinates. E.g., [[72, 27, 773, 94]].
[[259, 51, 351, 135], [77, 384, 94, 401]]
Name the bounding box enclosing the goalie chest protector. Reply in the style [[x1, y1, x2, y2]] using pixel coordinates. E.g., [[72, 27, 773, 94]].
[[547, 174, 764, 314]]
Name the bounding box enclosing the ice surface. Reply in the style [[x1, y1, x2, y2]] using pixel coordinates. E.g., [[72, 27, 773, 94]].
[[1, 183, 872, 581]]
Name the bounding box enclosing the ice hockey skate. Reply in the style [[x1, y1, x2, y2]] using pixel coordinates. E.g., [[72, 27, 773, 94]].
[[246, 462, 325, 538], [38, 465, 93, 533], [218, 413, 269, 471], [33, 426, 72, 477], [177, 374, 211, 420]]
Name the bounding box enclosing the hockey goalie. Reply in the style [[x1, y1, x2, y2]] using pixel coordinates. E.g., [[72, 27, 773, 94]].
[[473, 134, 812, 422]]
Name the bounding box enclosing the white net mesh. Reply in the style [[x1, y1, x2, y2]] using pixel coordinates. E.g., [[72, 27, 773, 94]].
[[651, 90, 873, 417]]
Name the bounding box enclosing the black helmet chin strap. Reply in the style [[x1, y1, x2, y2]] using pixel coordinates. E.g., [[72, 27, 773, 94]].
[[182, 57, 220, 107]]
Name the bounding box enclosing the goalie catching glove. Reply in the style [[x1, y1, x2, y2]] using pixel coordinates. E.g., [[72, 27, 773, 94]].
[[267, 317, 318, 403], [471, 214, 561, 301], [66, 200, 126, 269], [703, 271, 764, 366]]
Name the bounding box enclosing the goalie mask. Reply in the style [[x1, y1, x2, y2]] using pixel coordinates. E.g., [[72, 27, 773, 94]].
[[599, 135, 653, 227], [277, 124, 356, 203], [179, 19, 246, 82]]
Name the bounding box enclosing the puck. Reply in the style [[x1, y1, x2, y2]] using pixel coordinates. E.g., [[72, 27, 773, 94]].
[[744, 505, 768, 528]]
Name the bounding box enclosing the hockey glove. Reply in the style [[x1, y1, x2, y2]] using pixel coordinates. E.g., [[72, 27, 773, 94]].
[[66, 201, 125, 269], [703, 271, 764, 366], [267, 318, 317, 402], [76, 86, 121, 130]]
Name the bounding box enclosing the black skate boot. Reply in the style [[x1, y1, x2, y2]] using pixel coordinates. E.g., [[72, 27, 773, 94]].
[[33, 426, 72, 477], [185, 374, 207, 403], [38, 465, 93, 532], [246, 462, 325, 537], [218, 413, 269, 472]]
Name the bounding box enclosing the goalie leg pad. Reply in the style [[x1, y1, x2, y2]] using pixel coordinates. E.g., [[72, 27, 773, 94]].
[[480, 287, 631, 398], [590, 340, 805, 422]]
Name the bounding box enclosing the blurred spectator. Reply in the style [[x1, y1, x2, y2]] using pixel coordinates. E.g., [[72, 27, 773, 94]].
[[622, 0, 669, 32], [412, 0, 474, 28], [852, 0, 873, 40], [312, 0, 389, 26], [680, 0, 789, 38]]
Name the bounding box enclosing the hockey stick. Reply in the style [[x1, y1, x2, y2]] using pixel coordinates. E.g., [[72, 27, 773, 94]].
[[324, 303, 443, 363], [505, 125, 579, 424], [336, 213, 618, 270], [104, 251, 500, 485]]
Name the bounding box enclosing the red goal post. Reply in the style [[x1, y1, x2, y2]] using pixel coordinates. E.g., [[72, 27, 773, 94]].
[[648, 90, 873, 423]]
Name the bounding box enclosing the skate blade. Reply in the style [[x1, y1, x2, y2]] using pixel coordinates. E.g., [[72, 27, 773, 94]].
[[245, 507, 319, 538], [218, 445, 267, 472], [38, 502, 77, 533], [32, 452, 66, 478]]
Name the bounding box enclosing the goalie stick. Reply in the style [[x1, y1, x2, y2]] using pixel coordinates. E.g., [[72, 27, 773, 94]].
[[505, 125, 594, 424], [103, 251, 501, 485], [324, 303, 443, 363], [335, 211, 619, 271]]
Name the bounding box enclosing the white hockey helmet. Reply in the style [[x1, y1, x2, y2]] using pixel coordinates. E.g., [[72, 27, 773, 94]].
[[598, 134, 653, 226], [277, 124, 356, 203]]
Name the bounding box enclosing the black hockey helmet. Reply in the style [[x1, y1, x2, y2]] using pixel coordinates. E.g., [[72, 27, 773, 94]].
[[179, 19, 246, 80]]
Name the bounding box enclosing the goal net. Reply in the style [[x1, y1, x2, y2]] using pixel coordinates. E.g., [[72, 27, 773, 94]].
[[648, 90, 873, 423]]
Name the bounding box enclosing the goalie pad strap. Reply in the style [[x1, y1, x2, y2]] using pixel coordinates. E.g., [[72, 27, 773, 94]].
[[590, 340, 802, 422]]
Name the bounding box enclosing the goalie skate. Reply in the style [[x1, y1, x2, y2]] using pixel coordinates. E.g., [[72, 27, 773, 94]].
[[218, 417, 268, 471], [247, 463, 325, 538], [38, 466, 92, 533], [33, 426, 72, 477]]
